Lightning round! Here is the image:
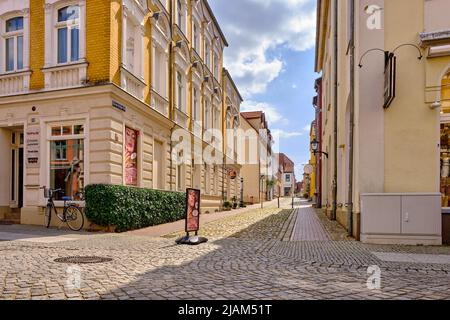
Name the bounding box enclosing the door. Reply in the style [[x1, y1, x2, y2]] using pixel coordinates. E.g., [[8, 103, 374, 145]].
[[10, 131, 24, 208]]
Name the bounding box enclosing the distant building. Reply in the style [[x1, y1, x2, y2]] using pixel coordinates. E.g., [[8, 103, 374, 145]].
[[275, 153, 295, 197]]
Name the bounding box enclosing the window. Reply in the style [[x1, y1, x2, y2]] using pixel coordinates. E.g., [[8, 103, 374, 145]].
[[50, 124, 85, 201], [4, 17, 24, 72], [126, 36, 135, 71], [177, 71, 183, 110], [56, 6, 80, 64], [204, 100, 210, 130], [213, 53, 219, 79], [193, 88, 198, 120], [193, 23, 199, 50], [177, 0, 183, 28], [205, 42, 210, 69], [285, 174, 291, 182]]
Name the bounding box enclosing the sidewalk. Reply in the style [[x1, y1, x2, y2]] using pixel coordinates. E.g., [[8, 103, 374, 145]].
[[126, 197, 292, 238]]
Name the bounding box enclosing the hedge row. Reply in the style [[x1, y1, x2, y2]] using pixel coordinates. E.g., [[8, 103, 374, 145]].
[[85, 184, 186, 232]]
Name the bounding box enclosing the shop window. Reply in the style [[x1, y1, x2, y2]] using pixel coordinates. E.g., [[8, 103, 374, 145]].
[[50, 124, 85, 200]]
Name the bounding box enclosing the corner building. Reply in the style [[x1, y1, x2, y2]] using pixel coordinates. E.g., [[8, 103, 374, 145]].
[[0, 0, 242, 226]]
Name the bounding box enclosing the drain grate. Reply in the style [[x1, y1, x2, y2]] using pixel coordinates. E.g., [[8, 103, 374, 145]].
[[54, 256, 113, 264]]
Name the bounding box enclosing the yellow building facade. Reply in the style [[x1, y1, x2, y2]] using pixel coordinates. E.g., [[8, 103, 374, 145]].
[[315, 0, 450, 244], [0, 0, 242, 226]]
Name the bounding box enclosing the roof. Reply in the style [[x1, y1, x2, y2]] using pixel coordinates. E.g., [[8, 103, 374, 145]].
[[276, 153, 295, 173], [204, 0, 229, 47], [223, 68, 244, 102]]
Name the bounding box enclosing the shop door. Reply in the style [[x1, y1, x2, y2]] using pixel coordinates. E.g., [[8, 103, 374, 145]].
[[10, 131, 24, 208]]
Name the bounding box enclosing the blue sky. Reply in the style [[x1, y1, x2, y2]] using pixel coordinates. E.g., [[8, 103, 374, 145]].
[[210, 0, 318, 179]]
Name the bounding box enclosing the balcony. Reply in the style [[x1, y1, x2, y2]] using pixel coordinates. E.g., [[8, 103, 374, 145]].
[[174, 107, 189, 129], [121, 67, 146, 100], [0, 70, 31, 96], [42, 62, 88, 90], [151, 89, 169, 117]]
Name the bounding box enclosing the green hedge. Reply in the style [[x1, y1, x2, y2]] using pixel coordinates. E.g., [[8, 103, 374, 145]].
[[85, 184, 186, 232]]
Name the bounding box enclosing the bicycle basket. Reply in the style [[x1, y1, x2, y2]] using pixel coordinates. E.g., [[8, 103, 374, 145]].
[[43, 188, 52, 198]]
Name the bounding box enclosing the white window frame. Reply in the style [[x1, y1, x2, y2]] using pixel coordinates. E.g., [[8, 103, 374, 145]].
[[151, 15, 169, 99], [176, 69, 186, 112], [0, 8, 29, 74], [44, 0, 86, 68], [55, 5, 80, 64]]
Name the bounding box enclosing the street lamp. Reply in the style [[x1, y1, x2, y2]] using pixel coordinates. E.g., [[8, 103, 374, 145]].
[[311, 139, 329, 158]]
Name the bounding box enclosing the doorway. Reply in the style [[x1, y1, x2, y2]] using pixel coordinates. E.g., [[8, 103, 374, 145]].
[[10, 130, 24, 209]]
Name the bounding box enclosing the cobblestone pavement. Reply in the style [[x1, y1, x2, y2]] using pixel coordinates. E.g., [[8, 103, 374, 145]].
[[1, 202, 450, 300], [290, 207, 330, 241]]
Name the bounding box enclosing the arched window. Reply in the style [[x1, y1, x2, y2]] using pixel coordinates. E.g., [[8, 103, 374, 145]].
[[4, 17, 24, 71], [56, 5, 80, 63]]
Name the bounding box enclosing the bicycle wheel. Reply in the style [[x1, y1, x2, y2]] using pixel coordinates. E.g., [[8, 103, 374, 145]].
[[45, 204, 52, 228], [65, 205, 84, 231]]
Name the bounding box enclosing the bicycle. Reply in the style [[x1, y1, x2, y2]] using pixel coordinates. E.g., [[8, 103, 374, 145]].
[[41, 187, 85, 231]]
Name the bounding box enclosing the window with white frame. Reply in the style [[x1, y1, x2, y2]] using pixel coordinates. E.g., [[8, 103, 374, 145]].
[[285, 174, 291, 182], [204, 41, 210, 69], [176, 0, 186, 34], [3, 16, 24, 72], [49, 123, 85, 201], [176, 70, 185, 111], [213, 53, 219, 79], [193, 87, 199, 121], [204, 99, 210, 130], [193, 22, 199, 51], [56, 5, 80, 64]]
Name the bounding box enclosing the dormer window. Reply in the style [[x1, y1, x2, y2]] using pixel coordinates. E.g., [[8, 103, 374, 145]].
[[4, 17, 24, 72], [56, 5, 80, 64]]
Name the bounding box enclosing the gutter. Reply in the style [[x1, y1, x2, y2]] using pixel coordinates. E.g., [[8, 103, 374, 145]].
[[347, 0, 355, 236], [332, 0, 338, 221]]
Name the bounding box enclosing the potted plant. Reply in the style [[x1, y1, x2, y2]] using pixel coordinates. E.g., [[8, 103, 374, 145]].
[[223, 201, 232, 211], [231, 196, 238, 209]]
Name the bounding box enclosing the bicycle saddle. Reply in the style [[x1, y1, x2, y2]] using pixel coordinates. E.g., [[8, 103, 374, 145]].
[[62, 196, 72, 201]]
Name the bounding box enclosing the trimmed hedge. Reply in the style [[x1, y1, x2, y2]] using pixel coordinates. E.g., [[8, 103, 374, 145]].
[[85, 184, 186, 232]]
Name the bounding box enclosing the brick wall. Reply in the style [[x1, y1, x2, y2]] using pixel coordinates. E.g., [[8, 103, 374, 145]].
[[29, 0, 45, 90]]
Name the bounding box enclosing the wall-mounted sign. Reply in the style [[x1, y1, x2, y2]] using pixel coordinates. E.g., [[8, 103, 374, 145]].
[[227, 168, 237, 180], [185, 188, 201, 233], [383, 52, 396, 109], [113, 100, 126, 112], [25, 127, 40, 168]]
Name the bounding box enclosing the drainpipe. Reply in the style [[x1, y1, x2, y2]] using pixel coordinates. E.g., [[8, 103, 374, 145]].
[[347, 0, 355, 237], [331, 0, 338, 221], [169, 0, 174, 191]]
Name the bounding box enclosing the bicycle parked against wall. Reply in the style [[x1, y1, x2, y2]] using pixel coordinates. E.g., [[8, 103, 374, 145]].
[[41, 187, 85, 231]]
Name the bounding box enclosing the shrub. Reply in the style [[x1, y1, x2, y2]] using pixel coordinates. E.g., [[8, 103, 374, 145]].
[[85, 184, 186, 232], [223, 201, 232, 211]]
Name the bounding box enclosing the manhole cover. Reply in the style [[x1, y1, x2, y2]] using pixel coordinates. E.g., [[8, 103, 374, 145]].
[[54, 256, 113, 264]]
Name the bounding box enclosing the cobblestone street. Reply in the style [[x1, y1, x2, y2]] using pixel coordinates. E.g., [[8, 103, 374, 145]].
[[1, 200, 449, 300]]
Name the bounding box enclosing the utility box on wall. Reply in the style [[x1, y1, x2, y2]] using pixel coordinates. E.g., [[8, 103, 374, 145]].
[[360, 193, 442, 245]]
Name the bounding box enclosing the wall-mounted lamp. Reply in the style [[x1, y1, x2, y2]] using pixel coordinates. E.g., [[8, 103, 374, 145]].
[[175, 41, 183, 49], [151, 11, 161, 21], [430, 101, 442, 110]]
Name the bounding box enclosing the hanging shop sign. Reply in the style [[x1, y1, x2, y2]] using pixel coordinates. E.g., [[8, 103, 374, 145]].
[[383, 51, 397, 109], [124, 127, 139, 186], [228, 168, 237, 180], [25, 127, 40, 168]]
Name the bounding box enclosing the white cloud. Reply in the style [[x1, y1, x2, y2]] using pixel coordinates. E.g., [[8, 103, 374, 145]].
[[292, 84, 298, 89], [241, 100, 287, 125], [210, 0, 316, 97], [303, 125, 311, 132], [272, 129, 303, 139]]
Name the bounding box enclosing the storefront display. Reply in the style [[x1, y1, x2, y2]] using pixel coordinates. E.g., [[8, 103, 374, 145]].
[[441, 123, 450, 207]]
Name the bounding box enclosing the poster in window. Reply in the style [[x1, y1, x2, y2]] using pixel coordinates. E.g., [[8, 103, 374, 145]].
[[125, 127, 138, 186], [185, 188, 201, 232]]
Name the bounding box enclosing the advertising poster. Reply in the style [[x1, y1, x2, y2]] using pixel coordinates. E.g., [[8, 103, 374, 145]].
[[125, 127, 138, 186], [185, 188, 201, 232]]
